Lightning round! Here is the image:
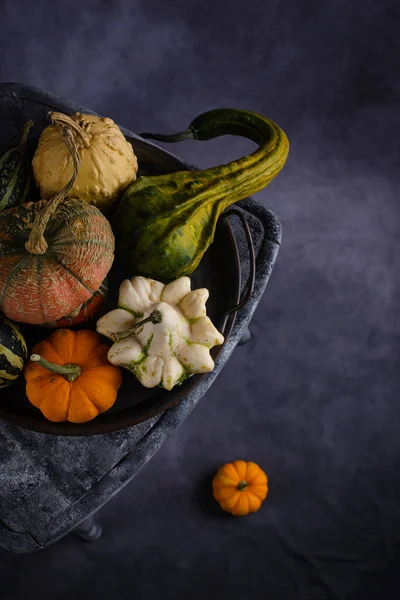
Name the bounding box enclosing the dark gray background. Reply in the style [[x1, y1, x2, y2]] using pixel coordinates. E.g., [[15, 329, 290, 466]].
[[0, 0, 399, 598]]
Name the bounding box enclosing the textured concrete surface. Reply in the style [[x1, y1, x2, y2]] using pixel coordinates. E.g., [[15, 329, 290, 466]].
[[0, 0, 399, 598]]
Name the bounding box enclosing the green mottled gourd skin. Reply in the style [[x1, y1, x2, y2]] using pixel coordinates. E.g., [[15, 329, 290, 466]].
[[113, 109, 289, 281], [0, 121, 34, 213], [0, 313, 28, 388]]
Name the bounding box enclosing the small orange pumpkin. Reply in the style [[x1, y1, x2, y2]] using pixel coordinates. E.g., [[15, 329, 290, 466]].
[[24, 329, 122, 423], [212, 460, 268, 516]]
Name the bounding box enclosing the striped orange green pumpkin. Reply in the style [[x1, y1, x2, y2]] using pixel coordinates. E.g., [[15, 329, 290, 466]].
[[0, 122, 114, 325], [42, 278, 109, 328]]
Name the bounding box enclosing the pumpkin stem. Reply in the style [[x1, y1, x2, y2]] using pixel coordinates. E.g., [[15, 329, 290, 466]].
[[116, 309, 163, 341], [237, 480, 248, 491], [16, 120, 34, 153], [48, 112, 91, 148], [25, 125, 81, 255], [30, 354, 82, 382]]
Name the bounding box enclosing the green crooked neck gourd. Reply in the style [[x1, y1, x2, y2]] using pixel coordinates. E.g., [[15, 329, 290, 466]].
[[0, 120, 34, 213], [112, 108, 289, 281]]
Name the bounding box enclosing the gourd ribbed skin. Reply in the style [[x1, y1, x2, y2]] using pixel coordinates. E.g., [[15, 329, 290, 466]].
[[0, 313, 27, 388], [0, 198, 115, 325], [113, 109, 289, 281], [42, 278, 109, 328]]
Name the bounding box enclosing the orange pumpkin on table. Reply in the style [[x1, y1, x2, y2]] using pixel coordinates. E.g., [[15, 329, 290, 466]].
[[24, 329, 122, 423], [212, 460, 268, 516]]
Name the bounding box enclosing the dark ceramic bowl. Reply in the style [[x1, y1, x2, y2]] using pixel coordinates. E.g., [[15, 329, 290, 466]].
[[0, 83, 253, 435]]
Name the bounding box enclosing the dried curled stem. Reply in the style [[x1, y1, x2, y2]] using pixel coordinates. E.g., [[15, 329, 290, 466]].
[[25, 125, 81, 255], [49, 112, 91, 148]]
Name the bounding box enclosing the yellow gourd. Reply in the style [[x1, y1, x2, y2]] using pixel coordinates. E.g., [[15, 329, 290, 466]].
[[32, 112, 138, 211]]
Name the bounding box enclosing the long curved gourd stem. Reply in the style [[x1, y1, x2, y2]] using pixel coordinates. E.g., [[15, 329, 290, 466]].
[[30, 354, 82, 382], [139, 108, 290, 197], [139, 129, 194, 143], [25, 124, 80, 255], [16, 120, 34, 153], [48, 112, 91, 148]]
